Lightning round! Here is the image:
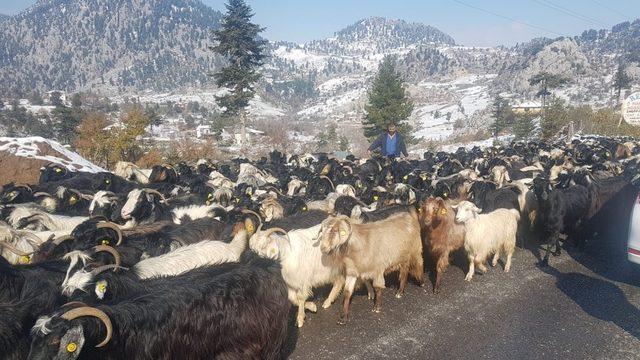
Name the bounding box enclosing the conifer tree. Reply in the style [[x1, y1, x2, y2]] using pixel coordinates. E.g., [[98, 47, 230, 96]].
[[362, 56, 414, 142], [210, 0, 266, 147]]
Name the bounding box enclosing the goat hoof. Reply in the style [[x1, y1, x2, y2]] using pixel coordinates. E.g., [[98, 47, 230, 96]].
[[372, 307, 382, 313], [305, 302, 317, 313], [395, 292, 403, 299], [321, 301, 331, 309], [296, 319, 305, 328], [337, 316, 348, 325]]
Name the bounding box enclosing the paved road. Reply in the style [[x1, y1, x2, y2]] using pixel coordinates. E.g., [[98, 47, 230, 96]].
[[283, 188, 640, 360]]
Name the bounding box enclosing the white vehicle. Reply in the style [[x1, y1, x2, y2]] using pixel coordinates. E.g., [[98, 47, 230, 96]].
[[628, 192, 640, 264]]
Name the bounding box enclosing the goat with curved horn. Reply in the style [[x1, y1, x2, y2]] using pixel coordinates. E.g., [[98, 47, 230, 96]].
[[60, 306, 113, 347], [96, 222, 123, 246], [93, 245, 121, 269], [142, 188, 167, 203], [241, 209, 263, 227], [319, 175, 335, 190]]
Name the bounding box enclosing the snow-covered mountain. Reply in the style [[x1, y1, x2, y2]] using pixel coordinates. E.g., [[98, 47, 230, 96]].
[[1, 0, 639, 145]]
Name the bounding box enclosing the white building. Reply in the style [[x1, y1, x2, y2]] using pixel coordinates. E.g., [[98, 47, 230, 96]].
[[196, 125, 212, 139]]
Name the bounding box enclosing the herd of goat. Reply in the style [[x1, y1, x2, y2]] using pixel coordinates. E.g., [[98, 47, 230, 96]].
[[0, 135, 638, 359]]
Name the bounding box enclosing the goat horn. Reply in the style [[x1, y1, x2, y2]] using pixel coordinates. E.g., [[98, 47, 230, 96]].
[[92, 245, 121, 269], [264, 185, 286, 197], [0, 241, 34, 256], [52, 235, 74, 245], [19, 232, 44, 247], [14, 183, 32, 192], [319, 175, 335, 190], [32, 192, 52, 197], [264, 227, 289, 240], [89, 264, 127, 277], [241, 209, 262, 227], [343, 165, 353, 174], [142, 188, 167, 203], [60, 307, 112, 348], [69, 189, 94, 201], [96, 222, 123, 246]]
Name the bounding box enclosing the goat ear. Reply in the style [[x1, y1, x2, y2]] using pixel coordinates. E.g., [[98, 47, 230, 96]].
[[474, 206, 482, 213], [338, 221, 350, 244]]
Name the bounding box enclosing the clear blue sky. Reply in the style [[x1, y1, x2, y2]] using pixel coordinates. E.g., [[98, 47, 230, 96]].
[[2, 0, 639, 46]]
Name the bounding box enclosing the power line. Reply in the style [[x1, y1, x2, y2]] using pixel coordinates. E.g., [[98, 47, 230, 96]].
[[589, 0, 634, 22], [449, 0, 565, 37], [531, 0, 608, 27]]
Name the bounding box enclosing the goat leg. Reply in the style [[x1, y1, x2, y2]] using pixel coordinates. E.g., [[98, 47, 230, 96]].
[[373, 287, 384, 313], [434, 254, 449, 293], [322, 277, 345, 309], [338, 276, 357, 325], [396, 267, 409, 298]]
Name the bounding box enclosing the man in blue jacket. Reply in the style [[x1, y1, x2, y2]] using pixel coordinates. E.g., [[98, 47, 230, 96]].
[[367, 122, 408, 159]]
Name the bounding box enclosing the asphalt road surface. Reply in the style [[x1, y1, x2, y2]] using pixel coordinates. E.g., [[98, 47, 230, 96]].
[[283, 187, 640, 360]]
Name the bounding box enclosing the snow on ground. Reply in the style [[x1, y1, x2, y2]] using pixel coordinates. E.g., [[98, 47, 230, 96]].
[[414, 74, 494, 141], [438, 135, 514, 153], [0, 137, 105, 172], [248, 96, 285, 117], [297, 88, 366, 118]]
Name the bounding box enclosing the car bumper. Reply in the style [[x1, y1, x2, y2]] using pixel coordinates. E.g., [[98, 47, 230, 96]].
[[629, 247, 640, 264]]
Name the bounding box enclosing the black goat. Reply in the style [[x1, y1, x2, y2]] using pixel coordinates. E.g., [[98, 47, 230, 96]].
[[29, 253, 290, 360]]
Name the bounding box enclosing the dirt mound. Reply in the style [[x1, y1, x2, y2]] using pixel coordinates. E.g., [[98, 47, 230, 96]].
[[0, 137, 104, 186]]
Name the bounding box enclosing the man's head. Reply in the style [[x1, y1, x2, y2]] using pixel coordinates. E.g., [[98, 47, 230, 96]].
[[387, 123, 397, 135]]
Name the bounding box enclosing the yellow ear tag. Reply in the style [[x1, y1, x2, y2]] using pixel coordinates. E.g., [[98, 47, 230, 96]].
[[101, 239, 110, 246], [105, 179, 111, 184], [373, 195, 379, 201], [234, 198, 239, 203], [302, 206, 307, 211], [98, 283, 107, 292], [440, 208, 447, 215], [66, 342, 77, 353], [418, 208, 422, 213], [443, 192, 448, 198], [339, 230, 347, 236], [19, 255, 30, 264], [206, 199, 212, 206], [247, 222, 254, 233], [403, 175, 408, 180], [357, 183, 363, 188], [69, 196, 77, 205], [207, 193, 213, 199], [269, 247, 277, 255], [247, 189, 253, 195], [55, 168, 62, 173]]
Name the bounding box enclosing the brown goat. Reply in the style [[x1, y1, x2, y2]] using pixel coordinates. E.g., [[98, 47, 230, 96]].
[[319, 209, 424, 324], [419, 197, 465, 293]]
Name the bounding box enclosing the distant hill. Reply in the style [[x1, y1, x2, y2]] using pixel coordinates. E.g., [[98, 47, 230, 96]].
[[0, 0, 223, 94], [0, 0, 638, 143]]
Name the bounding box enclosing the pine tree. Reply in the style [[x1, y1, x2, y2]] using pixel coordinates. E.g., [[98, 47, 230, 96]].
[[513, 114, 536, 140], [52, 106, 83, 145], [210, 0, 266, 147], [362, 55, 414, 142], [529, 72, 568, 117], [613, 62, 631, 106], [540, 97, 569, 139], [488, 96, 512, 137]]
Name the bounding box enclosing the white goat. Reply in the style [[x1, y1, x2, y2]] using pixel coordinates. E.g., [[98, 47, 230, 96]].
[[133, 228, 247, 279], [62, 228, 248, 296], [249, 224, 345, 327], [490, 165, 510, 188], [11, 210, 87, 231], [453, 201, 519, 282], [113, 161, 151, 184]]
